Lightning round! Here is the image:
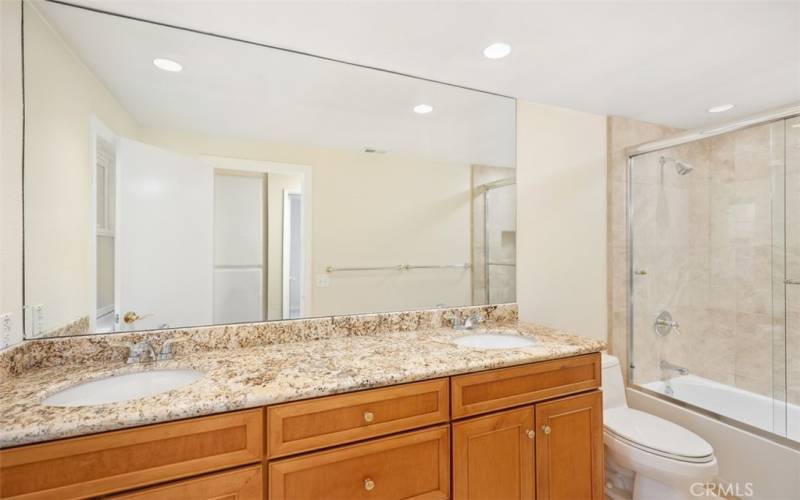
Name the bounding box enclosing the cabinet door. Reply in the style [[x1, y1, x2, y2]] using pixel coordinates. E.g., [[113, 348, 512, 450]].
[[452, 406, 535, 500], [535, 391, 603, 500], [109, 465, 262, 500]]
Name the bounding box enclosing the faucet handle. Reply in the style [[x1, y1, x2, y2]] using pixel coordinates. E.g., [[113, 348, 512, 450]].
[[109, 341, 134, 359], [158, 338, 187, 360], [464, 314, 485, 329], [448, 312, 466, 329], [109, 341, 155, 364]]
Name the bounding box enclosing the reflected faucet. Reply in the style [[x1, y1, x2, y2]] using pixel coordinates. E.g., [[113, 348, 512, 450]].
[[451, 314, 485, 331]]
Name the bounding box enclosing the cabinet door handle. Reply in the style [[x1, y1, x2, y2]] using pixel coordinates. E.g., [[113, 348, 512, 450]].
[[364, 478, 375, 491], [526, 429, 535, 439], [542, 425, 551, 435], [363, 411, 375, 423]]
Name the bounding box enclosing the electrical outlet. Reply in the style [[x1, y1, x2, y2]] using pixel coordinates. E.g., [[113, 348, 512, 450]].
[[315, 274, 331, 288]]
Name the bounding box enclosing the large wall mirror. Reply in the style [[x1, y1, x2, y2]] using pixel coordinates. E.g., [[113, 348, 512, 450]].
[[22, 0, 517, 338]]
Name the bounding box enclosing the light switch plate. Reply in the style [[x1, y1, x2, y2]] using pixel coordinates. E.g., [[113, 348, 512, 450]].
[[315, 274, 331, 288]]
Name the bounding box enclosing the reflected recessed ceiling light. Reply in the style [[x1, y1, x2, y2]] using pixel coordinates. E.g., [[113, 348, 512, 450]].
[[707, 104, 734, 113], [413, 104, 434, 114], [153, 58, 183, 72], [483, 42, 511, 59]]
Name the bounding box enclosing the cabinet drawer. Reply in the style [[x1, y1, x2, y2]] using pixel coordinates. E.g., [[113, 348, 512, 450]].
[[0, 409, 263, 499], [451, 353, 601, 418], [109, 465, 262, 500], [267, 379, 448, 458], [269, 426, 450, 500]]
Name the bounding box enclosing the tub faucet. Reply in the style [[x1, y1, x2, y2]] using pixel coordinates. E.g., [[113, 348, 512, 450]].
[[659, 359, 689, 376]]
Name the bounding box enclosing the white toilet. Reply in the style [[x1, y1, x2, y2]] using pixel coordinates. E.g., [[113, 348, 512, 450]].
[[601, 354, 719, 500]]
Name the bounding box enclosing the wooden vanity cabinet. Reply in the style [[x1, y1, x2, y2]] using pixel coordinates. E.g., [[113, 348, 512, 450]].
[[0, 353, 603, 500]]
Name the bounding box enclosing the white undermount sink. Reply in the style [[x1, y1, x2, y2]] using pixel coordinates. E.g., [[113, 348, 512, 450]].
[[452, 332, 537, 349], [42, 369, 204, 407]]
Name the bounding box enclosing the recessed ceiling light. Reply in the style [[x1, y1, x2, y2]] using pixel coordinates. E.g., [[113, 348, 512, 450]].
[[413, 104, 434, 114], [153, 58, 183, 72], [483, 42, 511, 59], [707, 104, 734, 113]]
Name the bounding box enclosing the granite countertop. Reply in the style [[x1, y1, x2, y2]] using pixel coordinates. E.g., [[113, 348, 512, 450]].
[[0, 322, 604, 448]]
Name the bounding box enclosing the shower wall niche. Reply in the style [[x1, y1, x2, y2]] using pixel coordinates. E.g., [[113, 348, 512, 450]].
[[628, 112, 799, 443]]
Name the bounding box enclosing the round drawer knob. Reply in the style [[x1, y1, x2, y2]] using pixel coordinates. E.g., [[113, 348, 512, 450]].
[[364, 478, 375, 491], [526, 429, 535, 439], [363, 411, 374, 423], [542, 425, 551, 435]]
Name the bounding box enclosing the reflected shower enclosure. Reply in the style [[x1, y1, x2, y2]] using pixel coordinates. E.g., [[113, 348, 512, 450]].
[[628, 111, 800, 444], [471, 171, 516, 305]]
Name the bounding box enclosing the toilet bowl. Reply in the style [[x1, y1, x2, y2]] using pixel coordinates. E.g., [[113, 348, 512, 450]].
[[601, 354, 718, 500]]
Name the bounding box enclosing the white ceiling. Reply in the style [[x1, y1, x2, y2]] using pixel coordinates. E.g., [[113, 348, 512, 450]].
[[55, 0, 799, 130], [34, 1, 516, 167]]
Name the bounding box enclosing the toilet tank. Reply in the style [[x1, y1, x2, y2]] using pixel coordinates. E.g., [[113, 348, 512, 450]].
[[601, 353, 628, 410]]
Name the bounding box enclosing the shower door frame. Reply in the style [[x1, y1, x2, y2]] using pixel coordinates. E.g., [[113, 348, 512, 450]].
[[625, 104, 800, 449]]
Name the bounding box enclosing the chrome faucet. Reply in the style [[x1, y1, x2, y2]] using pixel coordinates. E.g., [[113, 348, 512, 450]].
[[452, 313, 485, 331], [659, 359, 689, 376], [111, 338, 187, 364], [111, 341, 157, 364]]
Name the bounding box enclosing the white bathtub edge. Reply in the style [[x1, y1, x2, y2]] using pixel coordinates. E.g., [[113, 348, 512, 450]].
[[626, 387, 800, 500]]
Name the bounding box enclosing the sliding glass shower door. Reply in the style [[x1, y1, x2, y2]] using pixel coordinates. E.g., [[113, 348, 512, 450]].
[[628, 112, 798, 444]]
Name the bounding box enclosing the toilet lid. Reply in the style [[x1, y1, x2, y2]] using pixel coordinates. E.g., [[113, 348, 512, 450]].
[[604, 407, 714, 462]]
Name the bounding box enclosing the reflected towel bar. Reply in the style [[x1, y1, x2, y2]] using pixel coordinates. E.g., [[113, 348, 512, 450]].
[[326, 263, 470, 273]]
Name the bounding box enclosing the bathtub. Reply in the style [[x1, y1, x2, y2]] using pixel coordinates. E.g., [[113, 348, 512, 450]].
[[633, 375, 800, 499], [643, 375, 799, 443]]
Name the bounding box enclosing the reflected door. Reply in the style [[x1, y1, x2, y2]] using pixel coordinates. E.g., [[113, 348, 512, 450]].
[[116, 139, 214, 331], [213, 172, 266, 324]]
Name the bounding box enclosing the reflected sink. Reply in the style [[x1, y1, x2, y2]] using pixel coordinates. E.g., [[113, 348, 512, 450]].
[[42, 369, 204, 407], [452, 332, 537, 349]]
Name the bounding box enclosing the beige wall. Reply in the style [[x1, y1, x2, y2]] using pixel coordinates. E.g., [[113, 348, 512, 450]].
[[1, 0, 24, 349], [23, 3, 139, 336], [516, 100, 608, 340], [139, 128, 473, 318]]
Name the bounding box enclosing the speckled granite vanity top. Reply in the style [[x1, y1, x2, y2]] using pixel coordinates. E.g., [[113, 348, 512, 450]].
[[0, 314, 604, 448]]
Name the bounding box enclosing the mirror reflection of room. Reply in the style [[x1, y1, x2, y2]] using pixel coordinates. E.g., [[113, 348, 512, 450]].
[[22, 0, 516, 337]]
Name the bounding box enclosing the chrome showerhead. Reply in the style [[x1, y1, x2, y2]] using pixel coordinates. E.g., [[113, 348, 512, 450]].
[[659, 156, 693, 175]]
